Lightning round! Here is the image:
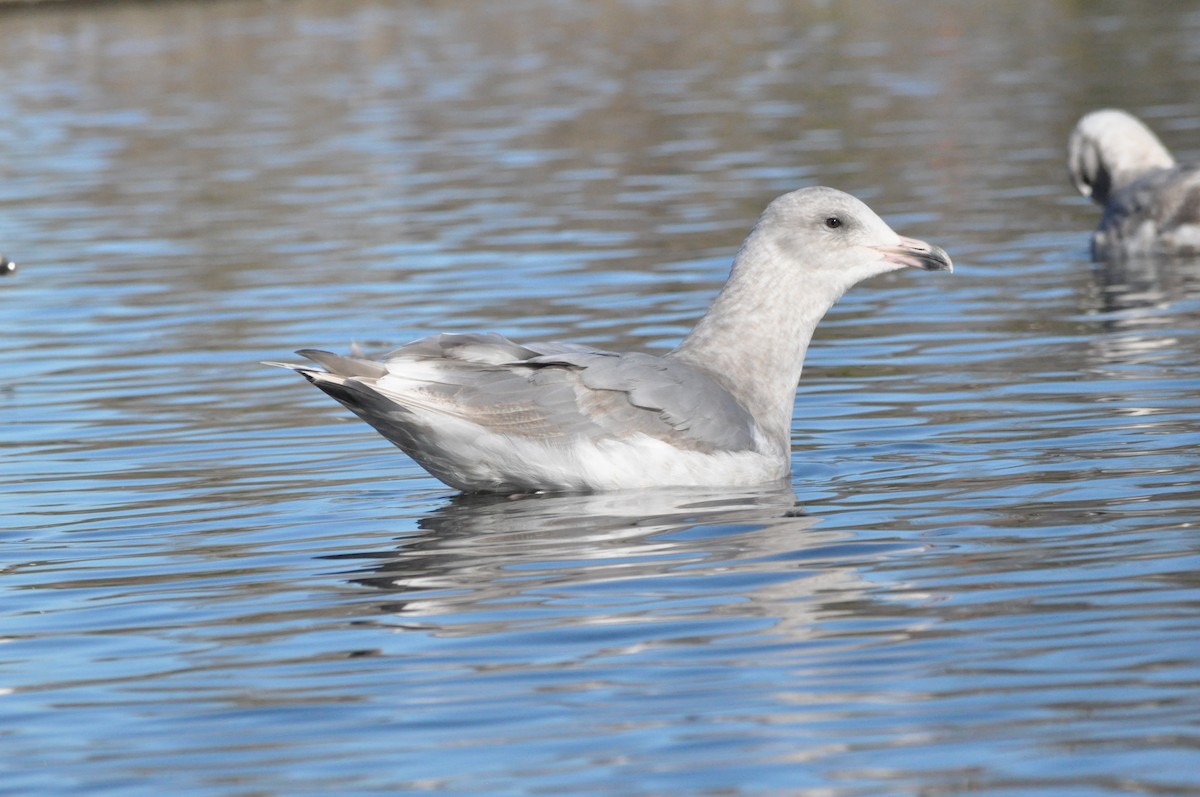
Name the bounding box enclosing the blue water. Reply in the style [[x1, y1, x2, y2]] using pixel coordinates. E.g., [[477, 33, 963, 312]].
[[3, 1, 1200, 794]]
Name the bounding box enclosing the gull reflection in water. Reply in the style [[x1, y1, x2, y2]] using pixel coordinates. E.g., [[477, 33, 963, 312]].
[[1085, 251, 1200, 316], [321, 484, 914, 643], [1081, 252, 1200, 363]]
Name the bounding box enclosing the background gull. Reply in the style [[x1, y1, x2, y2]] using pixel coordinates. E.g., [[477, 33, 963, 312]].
[[1068, 108, 1200, 259], [270, 187, 952, 494]]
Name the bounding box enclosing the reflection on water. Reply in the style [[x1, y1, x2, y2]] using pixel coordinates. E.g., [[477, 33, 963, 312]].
[[2, 0, 1200, 795], [1078, 254, 1200, 372], [1085, 252, 1200, 314], [335, 486, 819, 623]]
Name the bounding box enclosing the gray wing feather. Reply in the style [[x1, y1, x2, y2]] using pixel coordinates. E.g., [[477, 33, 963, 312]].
[[294, 333, 758, 453], [387, 332, 543, 364], [1101, 165, 1200, 254], [526, 350, 758, 451], [295, 349, 388, 378]]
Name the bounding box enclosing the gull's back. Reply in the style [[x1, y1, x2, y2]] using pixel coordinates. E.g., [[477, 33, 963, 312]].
[[280, 333, 776, 493]]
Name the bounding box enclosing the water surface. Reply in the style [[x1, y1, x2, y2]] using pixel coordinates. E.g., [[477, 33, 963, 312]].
[[3, 1, 1200, 794]]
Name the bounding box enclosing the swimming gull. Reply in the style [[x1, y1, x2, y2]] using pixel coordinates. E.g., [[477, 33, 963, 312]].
[[1068, 109, 1200, 258], [1, 255, 14, 276], [269, 186, 952, 493]]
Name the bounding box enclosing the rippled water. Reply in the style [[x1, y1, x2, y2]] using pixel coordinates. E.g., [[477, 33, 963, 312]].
[[3, 1, 1200, 794]]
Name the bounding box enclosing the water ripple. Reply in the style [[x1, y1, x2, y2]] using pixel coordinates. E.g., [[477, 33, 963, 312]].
[[3, 1, 1200, 795]]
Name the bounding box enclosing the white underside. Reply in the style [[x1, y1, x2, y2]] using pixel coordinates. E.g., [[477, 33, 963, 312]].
[[307, 367, 791, 493], [400, 410, 787, 493]]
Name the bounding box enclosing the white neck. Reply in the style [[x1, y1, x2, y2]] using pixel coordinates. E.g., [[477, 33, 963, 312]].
[[668, 233, 847, 454]]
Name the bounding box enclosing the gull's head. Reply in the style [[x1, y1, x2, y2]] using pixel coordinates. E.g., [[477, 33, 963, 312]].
[[750, 186, 952, 295], [1068, 109, 1175, 206]]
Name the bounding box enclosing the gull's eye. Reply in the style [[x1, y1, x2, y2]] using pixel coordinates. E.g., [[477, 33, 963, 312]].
[[824, 216, 842, 229]]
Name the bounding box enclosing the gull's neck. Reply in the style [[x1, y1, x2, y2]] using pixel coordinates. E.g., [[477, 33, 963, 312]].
[[668, 233, 845, 454]]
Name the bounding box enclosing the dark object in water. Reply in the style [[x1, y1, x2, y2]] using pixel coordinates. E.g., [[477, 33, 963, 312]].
[[1, 255, 15, 276]]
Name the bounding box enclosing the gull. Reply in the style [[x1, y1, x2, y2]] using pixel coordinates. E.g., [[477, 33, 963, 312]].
[[269, 187, 951, 493], [1068, 108, 1200, 258]]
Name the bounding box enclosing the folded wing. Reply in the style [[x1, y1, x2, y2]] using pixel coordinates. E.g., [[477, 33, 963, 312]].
[[289, 332, 759, 455]]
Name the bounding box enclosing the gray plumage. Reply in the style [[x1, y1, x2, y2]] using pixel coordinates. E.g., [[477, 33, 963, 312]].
[[270, 187, 952, 494], [1068, 109, 1200, 259], [296, 337, 757, 454]]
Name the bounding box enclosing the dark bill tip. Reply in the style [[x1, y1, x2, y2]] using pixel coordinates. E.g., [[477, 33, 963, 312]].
[[874, 237, 953, 273]]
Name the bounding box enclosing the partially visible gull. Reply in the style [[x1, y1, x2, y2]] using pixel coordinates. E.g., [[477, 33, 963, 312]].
[[270, 187, 952, 494], [1068, 108, 1200, 259], [1, 255, 14, 276]]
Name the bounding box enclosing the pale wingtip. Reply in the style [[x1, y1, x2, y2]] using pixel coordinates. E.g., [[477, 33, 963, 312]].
[[262, 360, 315, 372], [263, 350, 335, 372]]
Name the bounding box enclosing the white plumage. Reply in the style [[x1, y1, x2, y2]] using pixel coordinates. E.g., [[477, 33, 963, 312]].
[[270, 187, 952, 494]]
